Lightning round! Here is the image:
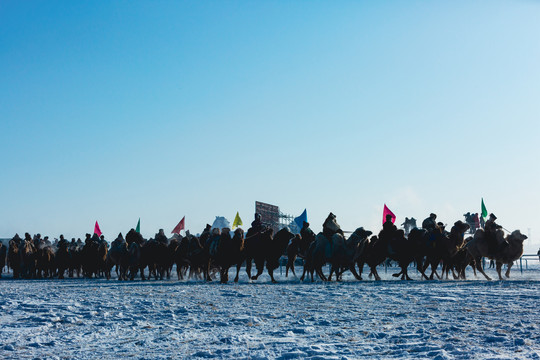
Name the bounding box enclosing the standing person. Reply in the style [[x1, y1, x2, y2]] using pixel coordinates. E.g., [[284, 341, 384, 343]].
[[473, 213, 480, 233]]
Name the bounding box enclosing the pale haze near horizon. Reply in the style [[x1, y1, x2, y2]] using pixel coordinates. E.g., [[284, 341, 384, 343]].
[[1, 1, 539, 254]]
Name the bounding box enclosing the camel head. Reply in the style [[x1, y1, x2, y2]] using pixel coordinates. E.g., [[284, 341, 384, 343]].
[[508, 230, 527, 243], [353, 227, 373, 240], [233, 228, 244, 238], [453, 220, 470, 234]]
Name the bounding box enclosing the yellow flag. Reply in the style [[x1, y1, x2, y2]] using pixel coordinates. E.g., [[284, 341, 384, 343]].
[[233, 212, 243, 229]]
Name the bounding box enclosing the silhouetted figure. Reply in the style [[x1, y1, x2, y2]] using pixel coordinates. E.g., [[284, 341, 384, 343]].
[[249, 213, 266, 235], [463, 212, 479, 234], [155, 229, 168, 244], [484, 213, 507, 256], [422, 213, 437, 232], [473, 213, 480, 232], [322, 212, 343, 240], [300, 221, 316, 245], [383, 214, 397, 233], [401, 217, 417, 235], [382, 214, 399, 254]]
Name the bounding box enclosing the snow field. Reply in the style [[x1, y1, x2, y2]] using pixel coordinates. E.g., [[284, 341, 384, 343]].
[[0, 264, 539, 359]]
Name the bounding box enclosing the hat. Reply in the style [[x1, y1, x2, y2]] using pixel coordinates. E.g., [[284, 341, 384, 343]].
[[430, 213, 437, 218], [489, 213, 497, 220]]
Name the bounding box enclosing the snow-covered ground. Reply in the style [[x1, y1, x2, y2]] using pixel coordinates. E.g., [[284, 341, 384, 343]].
[[1, 263, 539, 360]]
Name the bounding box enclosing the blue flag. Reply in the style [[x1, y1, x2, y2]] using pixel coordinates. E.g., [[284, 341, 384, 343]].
[[294, 209, 308, 229]]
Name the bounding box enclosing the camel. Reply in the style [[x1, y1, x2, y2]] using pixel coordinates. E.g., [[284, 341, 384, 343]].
[[493, 230, 527, 280], [356, 228, 418, 281], [106, 234, 129, 280], [285, 234, 303, 277], [8, 235, 22, 279], [55, 238, 70, 279], [172, 236, 190, 280], [211, 228, 246, 283], [286, 223, 316, 278], [439, 221, 470, 279], [247, 227, 293, 283], [67, 240, 83, 278], [329, 227, 372, 281], [466, 229, 527, 280], [19, 238, 36, 279], [36, 245, 55, 278], [301, 213, 343, 281]]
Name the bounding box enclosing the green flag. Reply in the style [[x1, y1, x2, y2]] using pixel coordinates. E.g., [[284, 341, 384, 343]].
[[481, 198, 488, 219], [136, 218, 140, 233]]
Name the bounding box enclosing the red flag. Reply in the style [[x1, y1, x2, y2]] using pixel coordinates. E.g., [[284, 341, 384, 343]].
[[383, 204, 396, 225], [94, 221, 102, 237], [172, 216, 185, 234]]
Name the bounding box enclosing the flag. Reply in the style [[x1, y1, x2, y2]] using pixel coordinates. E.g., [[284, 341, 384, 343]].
[[481, 198, 488, 219], [172, 216, 185, 234], [383, 204, 396, 225], [136, 218, 140, 233], [293, 209, 308, 229], [94, 221, 102, 237], [232, 212, 243, 229]]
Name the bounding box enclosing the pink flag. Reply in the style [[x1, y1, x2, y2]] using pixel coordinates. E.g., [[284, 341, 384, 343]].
[[94, 221, 102, 237], [383, 204, 396, 225], [172, 216, 185, 234]]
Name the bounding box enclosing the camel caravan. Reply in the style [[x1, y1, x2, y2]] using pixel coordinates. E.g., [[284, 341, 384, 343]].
[[1, 211, 528, 283]]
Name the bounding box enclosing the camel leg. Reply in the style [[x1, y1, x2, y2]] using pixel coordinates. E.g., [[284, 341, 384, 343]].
[[475, 258, 492, 281], [371, 266, 381, 281], [220, 267, 228, 283], [328, 265, 334, 281], [300, 266, 306, 281], [316, 266, 327, 281], [505, 262, 513, 278], [268, 268, 277, 283], [290, 263, 296, 277], [349, 264, 362, 281], [495, 261, 503, 280], [245, 258, 252, 279], [433, 261, 442, 280], [356, 261, 364, 280], [176, 263, 184, 280], [234, 263, 241, 282], [251, 260, 264, 280], [416, 261, 429, 280]]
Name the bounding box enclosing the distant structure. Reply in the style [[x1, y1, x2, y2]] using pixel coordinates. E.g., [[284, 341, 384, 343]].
[[255, 201, 299, 234], [210, 216, 231, 231]]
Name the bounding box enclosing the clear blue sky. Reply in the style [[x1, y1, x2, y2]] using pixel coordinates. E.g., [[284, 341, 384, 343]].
[[1, 1, 539, 252]]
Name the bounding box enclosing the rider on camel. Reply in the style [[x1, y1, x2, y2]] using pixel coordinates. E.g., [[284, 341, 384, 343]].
[[422, 213, 438, 232], [382, 214, 399, 254], [484, 213, 507, 255]]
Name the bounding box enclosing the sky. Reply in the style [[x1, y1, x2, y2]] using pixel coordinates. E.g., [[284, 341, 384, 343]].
[[1, 1, 539, 253]]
